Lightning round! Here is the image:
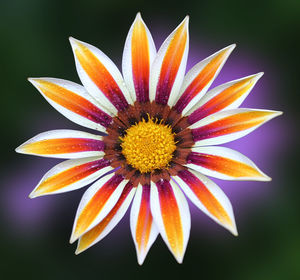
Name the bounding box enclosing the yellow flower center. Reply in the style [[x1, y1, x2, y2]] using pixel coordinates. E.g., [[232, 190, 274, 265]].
[[120, 118, 176, 173]]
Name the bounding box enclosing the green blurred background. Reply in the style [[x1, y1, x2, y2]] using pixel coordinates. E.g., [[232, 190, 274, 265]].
[[1, 0, 299, 279]]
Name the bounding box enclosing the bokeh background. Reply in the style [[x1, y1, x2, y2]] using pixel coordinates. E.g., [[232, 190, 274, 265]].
[[1, 0, 299, 279]]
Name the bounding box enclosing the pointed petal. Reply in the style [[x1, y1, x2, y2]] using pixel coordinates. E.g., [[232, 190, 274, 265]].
[[15, 129, 105, 158], [190, 108, 282, 146], [150, 16, 189, 106], [76, 182, 136, 254], [69, 37, 132, 115], [29, 157, 113, 198], [188, 73, 264, 123], [186, 146, 271, 181], [150, 179, 190, 263], [70, 174, 127, 243], [122, 13, 156, 103], [175, 45, 235, 115], [174, 169, 237, 235], [28, 78, 113, 131], [130, 184, 159, 265]]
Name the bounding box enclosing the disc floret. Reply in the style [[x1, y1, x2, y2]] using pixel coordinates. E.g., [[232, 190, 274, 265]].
[[120, 118, 176, 173]]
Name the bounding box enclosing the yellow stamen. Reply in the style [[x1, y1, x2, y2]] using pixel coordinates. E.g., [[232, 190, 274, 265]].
[[120, 118, 176, 173]]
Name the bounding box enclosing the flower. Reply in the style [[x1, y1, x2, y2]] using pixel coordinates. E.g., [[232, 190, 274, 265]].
[[16, 13, 282, 264]]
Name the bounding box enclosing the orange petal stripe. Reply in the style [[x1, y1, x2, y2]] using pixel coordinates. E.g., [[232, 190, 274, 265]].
[[187, 152, 262, 178], [192, 111, 275, 141], [34, 159, 110, 196], [34, 80, 112, 127], [156, 180, 183, 255], [75, 42, 128, 111], [21, 138, 104, 155], [175, 49, 230, 113], [155, 22, 187, 105], [77, 182, 133, 252], [188, 76, 257, 123], [135, 184, 153, 251], [131, 18, 150, 103], [73, 175, 123, 238], [178, 169, 232, 226]]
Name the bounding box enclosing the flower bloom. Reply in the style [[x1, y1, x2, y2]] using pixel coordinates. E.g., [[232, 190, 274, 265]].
[[16, 13, 281, 264]]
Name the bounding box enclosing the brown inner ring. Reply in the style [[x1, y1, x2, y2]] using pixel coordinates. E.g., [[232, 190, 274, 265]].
[[102, 101, 194, 187]]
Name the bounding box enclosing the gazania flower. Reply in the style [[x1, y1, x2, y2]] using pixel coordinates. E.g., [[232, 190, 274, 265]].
[[16, 13, 281, 264]]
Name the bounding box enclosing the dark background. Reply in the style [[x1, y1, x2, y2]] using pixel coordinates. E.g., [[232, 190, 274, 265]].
[[1, 0, 299, 279]]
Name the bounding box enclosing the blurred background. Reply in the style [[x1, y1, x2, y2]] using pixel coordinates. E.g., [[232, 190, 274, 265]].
[[0, 0, 299, 279]]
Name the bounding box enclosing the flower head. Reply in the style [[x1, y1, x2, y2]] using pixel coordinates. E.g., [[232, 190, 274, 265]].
[[16, 13, 281, 264]]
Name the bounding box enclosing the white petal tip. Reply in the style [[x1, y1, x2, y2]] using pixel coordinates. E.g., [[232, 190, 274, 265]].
[[137, 257, 145, 266], [246, 72, 264, 83], [184, 15, 189, 24], [215, 44, 236, 58], [69, 37, 80, 48], [273, 111, 283, 117], [261, 174, 272, 181], [75, 240, 90, 255], [232, 231, 239, 237], [27, 78, 42, 87], [266, 110, 283, 120], [15, 145, 25, 154], [256, 71, 264, 78], [246, 171, 272, 182], [175, 255, 184, 264], [229, 226, 238, 236], [69, 235, 78, 244], [75, 248, 83, 255], [29, 189, 45, 198], [28, 192, 37, 199], [136, 12, 142, 19], [227, 44, 236, 51]]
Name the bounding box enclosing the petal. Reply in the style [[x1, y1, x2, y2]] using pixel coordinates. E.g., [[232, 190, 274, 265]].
[[69, 37, 132, 115], [150, 179, 190, 263], [28, 78, 113, 131], [29, 157, 113, 198], [122, 13, 156, 103], [174, 45, 235, 115], [174, 169, 237, 235], [130, 184, 159, 265], [186, 146, 271, 181], [149, 16, 189, 106], [190, 108, 282, 146], [70, 174, 127, 243], [76, 182, 136, 254], [15, 129, 105, 158], [188, 73, 264, 123]]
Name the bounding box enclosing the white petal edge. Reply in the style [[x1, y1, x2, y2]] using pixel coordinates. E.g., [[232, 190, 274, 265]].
[[130, 184, 159, 265], [149, 16, 189, 106], [122, 12, 156, 102], [29, 157, 113, 198], [75, 186, 136, 254], [15, 129, 104, 159], [150, 180, 191, 263], [70, 174, 128, 243], [180, 44, 236, 116], [69, 37, 132, 115], [173, 170, 238, 236], [186, 146, 271, 181], [191, 108, 283, 146], [28, 77, 112, 132], [186, 72, 263, 116]]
